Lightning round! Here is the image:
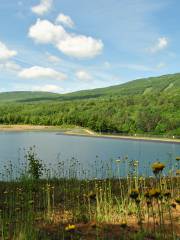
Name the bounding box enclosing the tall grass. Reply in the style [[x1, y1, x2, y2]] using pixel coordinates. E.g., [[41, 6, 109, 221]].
[[0, 147, 179, 239]]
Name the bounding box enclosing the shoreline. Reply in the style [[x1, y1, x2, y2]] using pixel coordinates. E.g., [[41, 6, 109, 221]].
[[63, 132, 180, 144], [0, 124, 179, 143]]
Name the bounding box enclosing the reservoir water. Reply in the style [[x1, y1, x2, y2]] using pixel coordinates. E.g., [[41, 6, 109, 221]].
[[0, 131, 179, 179]]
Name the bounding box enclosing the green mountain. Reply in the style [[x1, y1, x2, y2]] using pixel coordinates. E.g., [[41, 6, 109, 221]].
[[0, 73, 180, 103], [63, 73, 180, 99], [0, 73, 179, 136]]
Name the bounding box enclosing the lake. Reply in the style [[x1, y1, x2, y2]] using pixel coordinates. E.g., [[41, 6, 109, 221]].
[[0, 131, 179, 179]]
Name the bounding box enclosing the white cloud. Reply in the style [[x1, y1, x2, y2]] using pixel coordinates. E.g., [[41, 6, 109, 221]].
[[56, 13, 74, 28], [0, 41, 17, 61], [149, 37, 168, 53], [31, 0, 53, 15], [57, 35, 103, 59], [32, 84, 62, 92], [28, 19, 67, 44], [47, 53, 61, 63], [18, 66, 67, 80], [0, 61, 21, 72], [28, 19, 103, 59], [75, 70, 92, 81]]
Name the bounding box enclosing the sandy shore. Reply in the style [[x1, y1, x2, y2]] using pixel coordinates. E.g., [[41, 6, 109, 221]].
[[0, 124, 179, 143], [0, 124, 61, 131]]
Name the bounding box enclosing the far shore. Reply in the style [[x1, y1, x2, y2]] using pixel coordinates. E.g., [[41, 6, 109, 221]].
[[0, 124, 179, 143]]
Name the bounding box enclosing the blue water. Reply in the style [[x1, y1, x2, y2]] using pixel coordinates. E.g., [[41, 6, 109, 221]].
[[0, 132, 179, 179]]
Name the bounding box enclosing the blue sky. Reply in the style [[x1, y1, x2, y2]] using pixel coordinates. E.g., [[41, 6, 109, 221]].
[[0, 0, 179, 93]]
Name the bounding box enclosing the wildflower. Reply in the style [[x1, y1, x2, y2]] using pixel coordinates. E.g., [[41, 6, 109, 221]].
[[120, 221, 127, 228], [115, 159, 121, 163], [152, 162, 165, 175], [133, 160, 139, 167], [148, 188, 161, 199], [130, 189, 139, 200], [65, 224, 76, 231], [176, 156, 180, 161]]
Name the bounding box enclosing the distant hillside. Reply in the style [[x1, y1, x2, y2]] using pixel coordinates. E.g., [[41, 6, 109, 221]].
[[0, 73, 180, 103], [64, 73, 180, 99], [0, 73, 179, 136], [0, 91, 59, 103]]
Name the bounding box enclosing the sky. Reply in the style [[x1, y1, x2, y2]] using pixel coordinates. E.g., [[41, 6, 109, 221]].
[[0, 0, 180, 93]]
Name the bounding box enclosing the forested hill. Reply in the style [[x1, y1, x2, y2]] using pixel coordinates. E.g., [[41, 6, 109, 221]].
[[64, 73, 180, 100], [0, 73, 180, 136], [0, 73, 180, 103]]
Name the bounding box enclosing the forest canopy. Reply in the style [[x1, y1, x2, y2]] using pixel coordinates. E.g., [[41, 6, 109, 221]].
[[0, 73, 180, 136]]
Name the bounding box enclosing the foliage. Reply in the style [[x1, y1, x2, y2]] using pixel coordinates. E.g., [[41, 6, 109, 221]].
[[25, 146, 43, 180], [0, 73, 180, 136]]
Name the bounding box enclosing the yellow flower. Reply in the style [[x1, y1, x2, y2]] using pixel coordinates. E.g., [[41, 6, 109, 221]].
[[115, 159, 121, 163], [130, 189, 139, 200], [65, 224, 76, 231], [133, 160, 139, 166], [120, 221, 127, 228], [152, 162, 165, 174], [148, 188, 161, 199]]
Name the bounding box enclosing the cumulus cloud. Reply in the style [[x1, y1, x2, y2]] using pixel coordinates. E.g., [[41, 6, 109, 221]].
[[31, 0, 53, 15], [56, 13, 74, 28], [75, 70, 92, 81], [29, 19, 67, 44], [28, 19, 103, 59], [149, 37, 168, 53], [57, 35, 103, 59], [18, 66, 67, 80], [0, 41, 17, 60]]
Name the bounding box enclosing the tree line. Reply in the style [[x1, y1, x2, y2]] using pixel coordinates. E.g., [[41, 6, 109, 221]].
[[0, 93, 179, 136]]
